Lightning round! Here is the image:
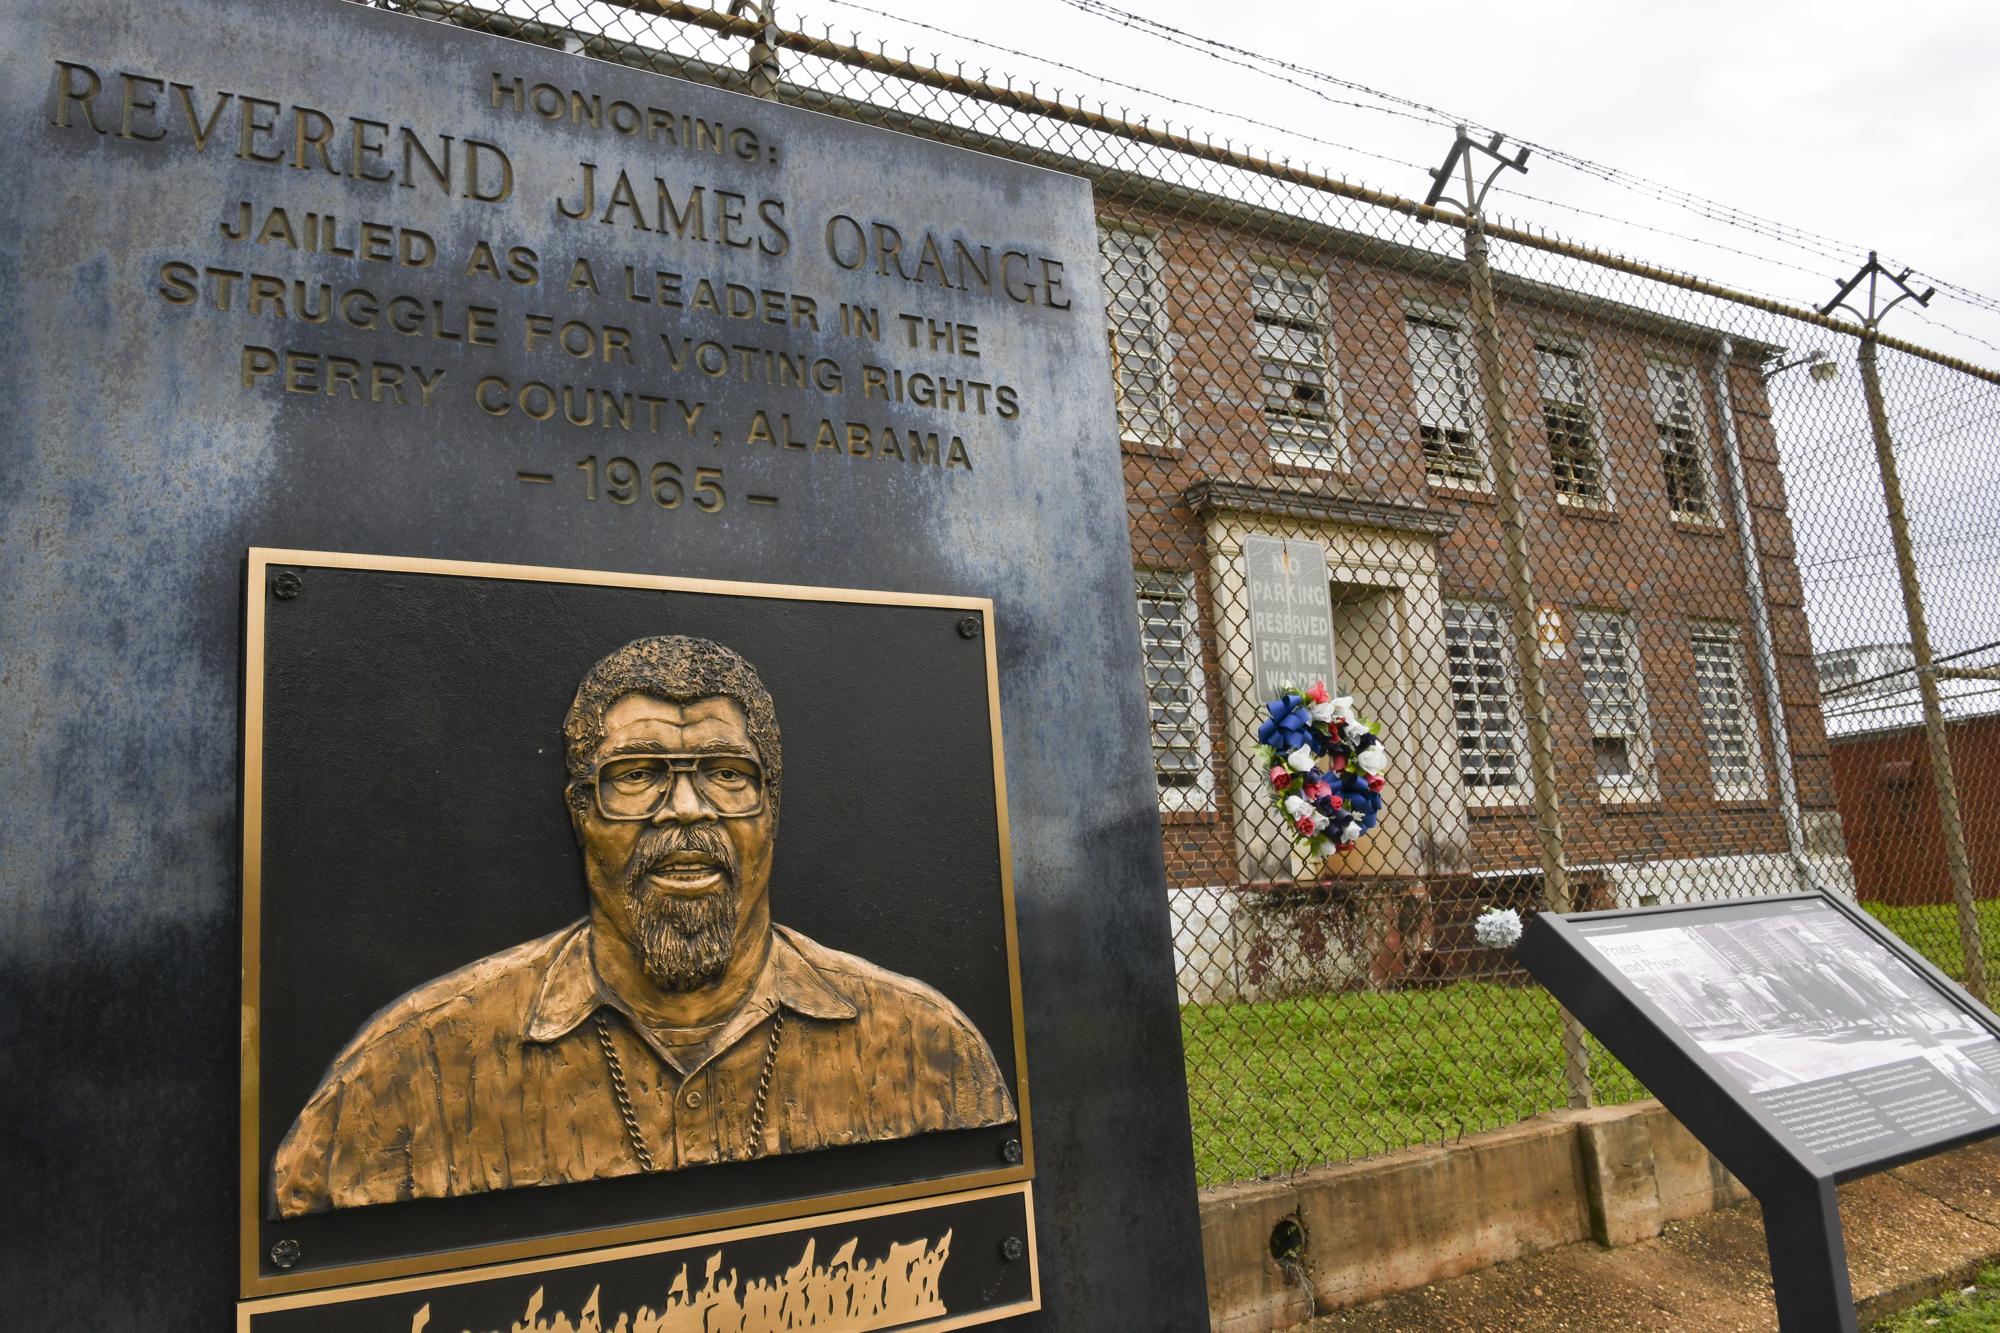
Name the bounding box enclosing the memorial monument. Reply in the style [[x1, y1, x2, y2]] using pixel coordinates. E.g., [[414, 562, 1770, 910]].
[[0, 0, 1209, 1326]]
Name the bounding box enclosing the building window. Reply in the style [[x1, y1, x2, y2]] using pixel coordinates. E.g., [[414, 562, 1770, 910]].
[[1406, 312, 1486, 487], [1443, 600, 1526, 800], [1097, 224, 1176, 447], [1692, 624, 1767, 800], [1534, 342, 1606, 506], [1251, 265, 1343, 465], [1574, 610, 1656, 798], [1646, 362, 1714, 521], [1137, 572, 1215, 811]]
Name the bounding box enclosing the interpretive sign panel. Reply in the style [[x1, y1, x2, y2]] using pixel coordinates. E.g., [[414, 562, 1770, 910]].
[[0, 0, 1207, 1327], [1574, 897, 2000, 1170], [1522, 893, 2000, 1332], [1242, 535, 1337, 701]]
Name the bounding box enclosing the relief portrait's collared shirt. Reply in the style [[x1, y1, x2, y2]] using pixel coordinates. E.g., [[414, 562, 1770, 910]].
[[269, 920, 1016, 1218]]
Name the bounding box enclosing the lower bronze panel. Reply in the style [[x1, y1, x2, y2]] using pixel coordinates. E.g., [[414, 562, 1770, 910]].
[[239, 1184, 1037, 1332]]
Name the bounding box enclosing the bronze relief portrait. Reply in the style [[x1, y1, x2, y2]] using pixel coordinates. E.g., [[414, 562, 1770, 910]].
[[268, 633, 1017, 1219]]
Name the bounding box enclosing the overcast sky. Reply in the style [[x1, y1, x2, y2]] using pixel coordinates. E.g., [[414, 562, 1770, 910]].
[[554, 0, 2000, 663], [773, 0, 2000, 667], [791, 0, 2000, 360]]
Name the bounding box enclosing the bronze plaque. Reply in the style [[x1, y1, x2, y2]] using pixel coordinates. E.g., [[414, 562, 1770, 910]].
[[240, 549, 1033, 1321], [240, 1185, 1037, 1332]]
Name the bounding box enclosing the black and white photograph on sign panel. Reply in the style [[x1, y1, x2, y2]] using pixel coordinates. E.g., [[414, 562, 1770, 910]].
[[1585, 903, 2000, 1105]]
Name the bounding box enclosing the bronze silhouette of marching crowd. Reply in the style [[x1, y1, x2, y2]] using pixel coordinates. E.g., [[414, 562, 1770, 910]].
[[409, 1231, 951, 1333]]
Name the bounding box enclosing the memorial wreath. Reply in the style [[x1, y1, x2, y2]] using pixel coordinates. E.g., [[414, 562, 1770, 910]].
[[1254, 680, 1390, 860]]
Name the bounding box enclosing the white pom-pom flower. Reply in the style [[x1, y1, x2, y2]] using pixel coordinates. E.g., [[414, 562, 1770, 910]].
[[1286, 744, 1316, 772], [1473, 908, 1524, 949]]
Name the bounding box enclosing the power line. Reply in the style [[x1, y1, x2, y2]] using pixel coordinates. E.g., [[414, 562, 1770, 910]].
[[1782, 378, 2000, 492], [1052, 0, 1848, 253], [1804, 550, 2000, 585], [821, 0, 2000, 357], [1817, 637, 2000, 701], [1052, 0, 2000, 342], [1061, 1, 1846, 262], [1822, 683, 2000, 722], [1053, 0, 1455, 131], [1798, 525, 2000, 573], [817, 0, 1871, 297]]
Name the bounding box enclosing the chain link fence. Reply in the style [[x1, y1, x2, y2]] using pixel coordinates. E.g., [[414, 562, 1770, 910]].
[[369, 0, 2000, 1188]]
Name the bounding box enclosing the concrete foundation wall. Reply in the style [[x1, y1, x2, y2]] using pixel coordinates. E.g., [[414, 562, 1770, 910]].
[[1173, 850, 1858, 1004], [1200, 1099, 1750, 1332]]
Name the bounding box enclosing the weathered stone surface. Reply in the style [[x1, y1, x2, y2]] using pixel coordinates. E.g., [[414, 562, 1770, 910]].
[[0, 0, 1206, 1326]]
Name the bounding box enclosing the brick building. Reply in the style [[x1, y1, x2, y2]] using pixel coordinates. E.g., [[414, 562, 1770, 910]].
[[1819, 643, 2000, 906], [1088, 187, 1853, 999]]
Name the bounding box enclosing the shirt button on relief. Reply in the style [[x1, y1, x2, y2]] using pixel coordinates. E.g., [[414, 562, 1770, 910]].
[[684, 1088, 704, 1109]]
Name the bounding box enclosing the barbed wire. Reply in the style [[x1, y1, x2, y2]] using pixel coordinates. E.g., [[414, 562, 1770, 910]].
[[1051, 0, 2000, 339], [816, 0, 1889, 303], [810, 0, 1435, 176]]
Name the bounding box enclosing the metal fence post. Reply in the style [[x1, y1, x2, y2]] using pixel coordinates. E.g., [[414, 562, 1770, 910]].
[[728, 0, 781, 96], [1857, 332, 1989, 999], [1463, 218, 1591, 1107]]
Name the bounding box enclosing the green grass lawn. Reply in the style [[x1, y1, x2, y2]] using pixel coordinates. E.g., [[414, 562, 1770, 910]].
[[1874, 1266, 2000, 1330], [1861, 899, 2000, 984], [1178, 902, 1993, 1188], [1181, 980, 1645, 1185]]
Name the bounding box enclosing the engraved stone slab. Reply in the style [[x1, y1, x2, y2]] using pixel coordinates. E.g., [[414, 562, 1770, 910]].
[[0, 0, 1206, 1325]]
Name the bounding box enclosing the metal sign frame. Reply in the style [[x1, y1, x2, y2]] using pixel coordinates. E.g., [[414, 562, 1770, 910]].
[[1520, 891, 2000, 1332]]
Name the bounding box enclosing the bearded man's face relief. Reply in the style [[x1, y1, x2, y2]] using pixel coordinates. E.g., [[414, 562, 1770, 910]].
[[577, 693, 777, 992], [269, 635, 1020, 1220], [622, 821, 740, 990]]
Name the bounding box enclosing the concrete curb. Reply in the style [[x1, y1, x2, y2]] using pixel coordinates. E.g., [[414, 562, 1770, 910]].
[[1853, 1253, 2000, 1328], [1201, 1099, 1749, 1331]]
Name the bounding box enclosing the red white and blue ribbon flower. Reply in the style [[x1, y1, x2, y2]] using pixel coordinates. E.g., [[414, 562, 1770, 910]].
[[1254, 679, 1390, 859]]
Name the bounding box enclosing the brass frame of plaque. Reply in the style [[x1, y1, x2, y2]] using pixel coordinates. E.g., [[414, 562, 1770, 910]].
[[236, 1182, 1040, 1330], [239, 548, 1034, 1300]]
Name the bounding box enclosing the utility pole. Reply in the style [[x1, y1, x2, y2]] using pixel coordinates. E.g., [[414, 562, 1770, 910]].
[[1426, 128, 1590, 1108], [1821, 255, 1986, 1000]]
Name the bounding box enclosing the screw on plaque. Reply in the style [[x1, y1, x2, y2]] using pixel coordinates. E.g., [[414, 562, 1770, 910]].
[[1000, 1137, 1023, 1164], [270, 1238, 301, 1269], [272, 571, 303, 601], [956, 616, 982, 639], [1000, 1235, 1024, 1262]]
